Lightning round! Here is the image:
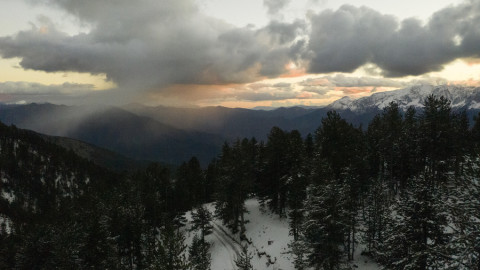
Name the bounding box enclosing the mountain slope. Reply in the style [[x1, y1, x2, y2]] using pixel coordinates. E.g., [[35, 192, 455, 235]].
[[2, 84, 480, 165], [123, 104, 317, 140], [328, 84, 480, 112], [126, 85, 480, 139], [65, 107, 224, 165], [0, 121, 114, 231], [41, 135, 150, 172], [0, 104, 224, 165]]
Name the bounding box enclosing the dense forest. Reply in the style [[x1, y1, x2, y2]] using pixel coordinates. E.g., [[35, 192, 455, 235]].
[[1, 94, 479, 269]]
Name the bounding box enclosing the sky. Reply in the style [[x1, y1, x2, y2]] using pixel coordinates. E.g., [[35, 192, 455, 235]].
[[0, 0, 480, 108]]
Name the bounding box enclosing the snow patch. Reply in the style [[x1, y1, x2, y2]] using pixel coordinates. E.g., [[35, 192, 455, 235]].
[[0, 215, 13, 234], [1, 190, 15, 203]]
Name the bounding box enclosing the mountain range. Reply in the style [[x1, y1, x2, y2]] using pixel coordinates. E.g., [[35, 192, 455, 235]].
[[1, 84, 479, 165], [329, 84, 480, 112]]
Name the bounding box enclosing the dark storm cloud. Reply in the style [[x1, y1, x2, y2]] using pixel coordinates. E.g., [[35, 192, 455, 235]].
[[259, 20, 306, 45], [0, 0, 303, 94], [308, 5, 397, 74], [264, 0, 290, 15], [307, 1, 480, 77]]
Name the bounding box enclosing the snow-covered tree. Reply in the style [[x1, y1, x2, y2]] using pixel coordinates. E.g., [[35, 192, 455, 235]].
[[363, 176, 390, 253], [189, 234, 211, 270], [235, 244, 254, 270], [378, 174, 450, 270], [444, 160, 480, 269], [290, 237, 309, 270], [300, 182, 349, 270]]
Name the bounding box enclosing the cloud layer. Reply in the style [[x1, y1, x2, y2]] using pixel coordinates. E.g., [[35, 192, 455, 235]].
[[0, 81, 94, 94], [0, 0, 480, 105], [0, 81, 96, 104]]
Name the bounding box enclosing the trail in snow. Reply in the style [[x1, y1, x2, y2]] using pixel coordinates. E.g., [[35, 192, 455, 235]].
[[211, 222, 241, 269]]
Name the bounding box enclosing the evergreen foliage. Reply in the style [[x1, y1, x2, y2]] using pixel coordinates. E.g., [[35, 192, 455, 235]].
[[300, 182, 348, 269], [189, 234, 212, 270], [235, 244, 254, 270], [190, 205, 213, 241]]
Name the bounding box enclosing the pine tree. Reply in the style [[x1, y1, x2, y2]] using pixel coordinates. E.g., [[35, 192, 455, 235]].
[[214, 140, 253, 234], [235, 244, 254, 270], [159, 224, 189, 270], [472, 112, 480, 153], [378, 174, 450, 270], [300, 182, 348, 270], [175, 157, 205, 212], [286, 130, 308, 241], [363, 176, 390, 253], [190, 206, 213, 242], [379, 102, 403, 193], [259, 127, 290, 216], [141, 163, 173, 227], [451, 110, 471, 176], [189, 234, 211, 270], [398, 106, 419, 190], [204, 160, 219, 203], [290, 238, 309, 270], [419, 95, 454, 185], [315, 111, 366, 262], [445, 159, 480, 269]]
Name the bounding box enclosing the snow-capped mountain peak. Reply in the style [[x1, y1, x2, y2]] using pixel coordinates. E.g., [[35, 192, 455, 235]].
[[327, 84, 480, 112], [330, 96, 354, 110]]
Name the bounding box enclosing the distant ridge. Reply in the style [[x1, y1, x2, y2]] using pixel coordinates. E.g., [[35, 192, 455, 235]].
[[1, 85, 480, 166], [328, 85, 480, 112]]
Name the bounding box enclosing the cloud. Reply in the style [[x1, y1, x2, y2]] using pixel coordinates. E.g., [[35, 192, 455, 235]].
[[302, 86, 330, 95], [307, 1, 480, 77], [0, 81, 94, 95], [337, 86, 377, 96], [0, 0, 303, 96], [264, 0, 290, 15], [259, 21, 306, 45], [0, 81, 98, 104], [220, 82, 326, 102], [301, 74, 404, 88]]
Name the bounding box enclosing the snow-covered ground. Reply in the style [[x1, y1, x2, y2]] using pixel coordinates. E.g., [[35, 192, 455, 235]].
[[186, 198, 381, 270]]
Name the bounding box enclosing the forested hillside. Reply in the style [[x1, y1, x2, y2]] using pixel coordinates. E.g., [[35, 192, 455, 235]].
[[205, 94, 480, 269], [1, 94, 479, 269], [0, 122, 210, 269]]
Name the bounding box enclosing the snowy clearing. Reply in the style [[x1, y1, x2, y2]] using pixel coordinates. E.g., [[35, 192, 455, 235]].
[[187, 198, 381, 270]]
